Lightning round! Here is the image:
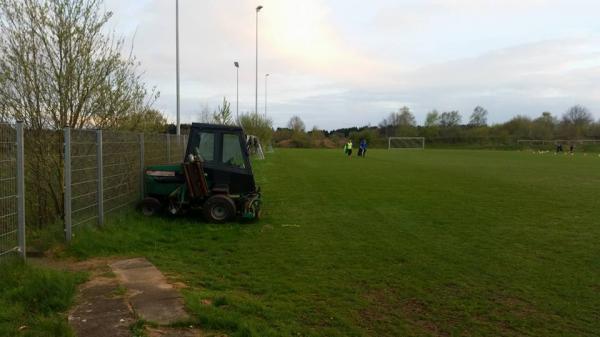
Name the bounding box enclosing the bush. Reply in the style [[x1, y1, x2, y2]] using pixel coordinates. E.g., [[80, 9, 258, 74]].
[[239, 113, 274, 146]]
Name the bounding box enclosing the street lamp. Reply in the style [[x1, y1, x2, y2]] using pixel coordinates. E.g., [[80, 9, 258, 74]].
[[234, 61, 239, 124], [175, 0, 181, 135], [255, 5, 263, 116], [264, 73, 269, 118]]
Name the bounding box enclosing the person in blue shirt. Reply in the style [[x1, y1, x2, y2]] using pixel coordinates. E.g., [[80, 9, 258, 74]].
[[359, 139, 368, 157]]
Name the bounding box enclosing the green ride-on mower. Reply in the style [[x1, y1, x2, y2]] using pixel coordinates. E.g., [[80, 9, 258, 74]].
[[141, 123, 261, 223]]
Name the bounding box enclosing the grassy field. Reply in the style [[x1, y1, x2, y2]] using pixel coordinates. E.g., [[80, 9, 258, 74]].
[[0, 261, 84, 337], [62, 149, 600, 337]]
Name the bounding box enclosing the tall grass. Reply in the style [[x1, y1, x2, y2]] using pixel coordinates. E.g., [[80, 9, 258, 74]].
[[0, 260, 85, 337]]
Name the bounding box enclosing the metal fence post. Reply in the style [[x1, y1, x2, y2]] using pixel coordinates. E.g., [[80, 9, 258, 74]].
[[64, 126, 72, 242], [139, 133, 144, 200], [15, 121, 26, 260], [166, 134, 171, 163], [96, 130, 104, 226]]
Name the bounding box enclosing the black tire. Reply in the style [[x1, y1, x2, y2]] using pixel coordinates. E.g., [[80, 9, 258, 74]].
[[203, 195, 236, 223], [141, 197, 162, 216]]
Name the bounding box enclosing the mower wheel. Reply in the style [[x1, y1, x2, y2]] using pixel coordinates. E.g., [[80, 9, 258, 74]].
[[203, 195, 236, 223], [141, 197, 162, 216]]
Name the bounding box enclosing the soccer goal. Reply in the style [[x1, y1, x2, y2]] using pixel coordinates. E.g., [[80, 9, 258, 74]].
[[246, 135, 265, 160], [518, 139, 600, 152], [388, 137, 425, 150]]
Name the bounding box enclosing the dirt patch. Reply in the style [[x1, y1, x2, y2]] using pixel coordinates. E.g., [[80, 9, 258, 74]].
[[358, 288, 450, 337], [492, 296, 538, 318], [146, 327, 227, 337], [29, 256, 124, 277]]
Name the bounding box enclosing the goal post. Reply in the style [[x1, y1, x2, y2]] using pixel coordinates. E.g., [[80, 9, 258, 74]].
[[246, 135, 265, 160], [518, 139, 600, 152], [388, 137, 425, 150]]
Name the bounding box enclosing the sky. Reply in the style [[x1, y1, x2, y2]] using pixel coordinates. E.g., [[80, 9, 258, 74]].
[[104, 0, 600, 129]]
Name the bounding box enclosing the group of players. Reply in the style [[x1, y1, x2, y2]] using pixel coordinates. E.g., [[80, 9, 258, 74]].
[[555, 143, 575, 154], [343, 139, 368, 158]]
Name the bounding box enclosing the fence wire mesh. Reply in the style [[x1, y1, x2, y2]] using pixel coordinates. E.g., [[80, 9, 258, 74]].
[[0, 126, 190, 249], [102, 131, 142, 216], [70, 130, 99, 229], [65, 131, 186, 232], [144, 134, 187, 166], [0, 123, 18, 258]]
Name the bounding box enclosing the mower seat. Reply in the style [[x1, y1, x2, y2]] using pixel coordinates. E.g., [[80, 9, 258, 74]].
[[182, 161, 209, 198]]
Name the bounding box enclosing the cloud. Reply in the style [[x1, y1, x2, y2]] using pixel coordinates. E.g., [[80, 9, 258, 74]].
[[103, 0, 600, 129]]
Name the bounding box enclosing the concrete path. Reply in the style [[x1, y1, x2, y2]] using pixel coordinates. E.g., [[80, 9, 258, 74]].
[[110, 258, 190, 325], [69, 276, 135, 337], [67, 257, 206, 337]]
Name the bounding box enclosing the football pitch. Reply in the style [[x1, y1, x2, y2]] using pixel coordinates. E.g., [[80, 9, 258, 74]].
[[69, 149, 599, 337]]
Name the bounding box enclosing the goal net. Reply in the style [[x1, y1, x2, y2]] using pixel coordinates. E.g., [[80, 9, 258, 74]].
[[246, 135, 265, 160], [518, 139, 600, 152], [388, 137, 425, 150]]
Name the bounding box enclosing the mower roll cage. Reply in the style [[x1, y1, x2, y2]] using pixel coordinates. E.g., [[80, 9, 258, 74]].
[[185, 123, 253, 175]]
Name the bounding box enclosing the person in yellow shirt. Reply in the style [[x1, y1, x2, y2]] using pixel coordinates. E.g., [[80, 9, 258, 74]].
[[343, 140, 353, 157]]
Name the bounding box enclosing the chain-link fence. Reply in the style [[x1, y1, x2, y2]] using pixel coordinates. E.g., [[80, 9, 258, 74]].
[[63, 128, 186, 241], [102, 131, 142, 217], [0, 123, 25, 260], [144, 133, 187, 166], [0, 124, 186, 255], [68, 129, 100, 231], [0, 123, 17, 258]]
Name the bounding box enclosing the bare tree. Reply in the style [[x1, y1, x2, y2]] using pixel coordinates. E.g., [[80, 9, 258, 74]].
[[469, 106, 488, 127], [562, 105, 593, 126], [0, 0, 158, 225], [0, 0, 157, 129], [379, 106, 416, 136], [287, 116, 306, 133], [198, 103, 212, 123], [561, 105, 593, 139]]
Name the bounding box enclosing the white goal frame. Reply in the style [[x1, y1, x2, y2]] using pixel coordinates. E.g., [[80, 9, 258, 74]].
[[246, 135, 265, 160], [518, 139, 600, 146], [388, 137, 425, 150]]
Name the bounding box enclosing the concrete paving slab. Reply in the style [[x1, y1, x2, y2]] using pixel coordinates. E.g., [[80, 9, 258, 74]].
[[111, 258, 189, 325], [69, 277, 135, 337]]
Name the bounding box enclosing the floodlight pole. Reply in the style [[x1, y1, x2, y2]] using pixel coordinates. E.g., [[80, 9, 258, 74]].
[[264, 74, 269, 117], [255, 5, 263, 116], [234, 61, 239, 124], [175, 0, 181, 135]]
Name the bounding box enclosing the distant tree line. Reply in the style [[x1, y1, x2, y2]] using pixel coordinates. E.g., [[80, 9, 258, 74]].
[[273, 105, 600, 149]]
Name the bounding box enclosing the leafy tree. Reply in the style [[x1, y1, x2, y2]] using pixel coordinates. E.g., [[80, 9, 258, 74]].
[[531, 112, 557, 140], [502, 115, 532, 140], [425, 110, 441, 127], [440, 111, 462, 127], [212, 97, 234, 125], [117, 108, 168, 133], [239, 112, 273, 145], [469, 106, 488, 127]]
